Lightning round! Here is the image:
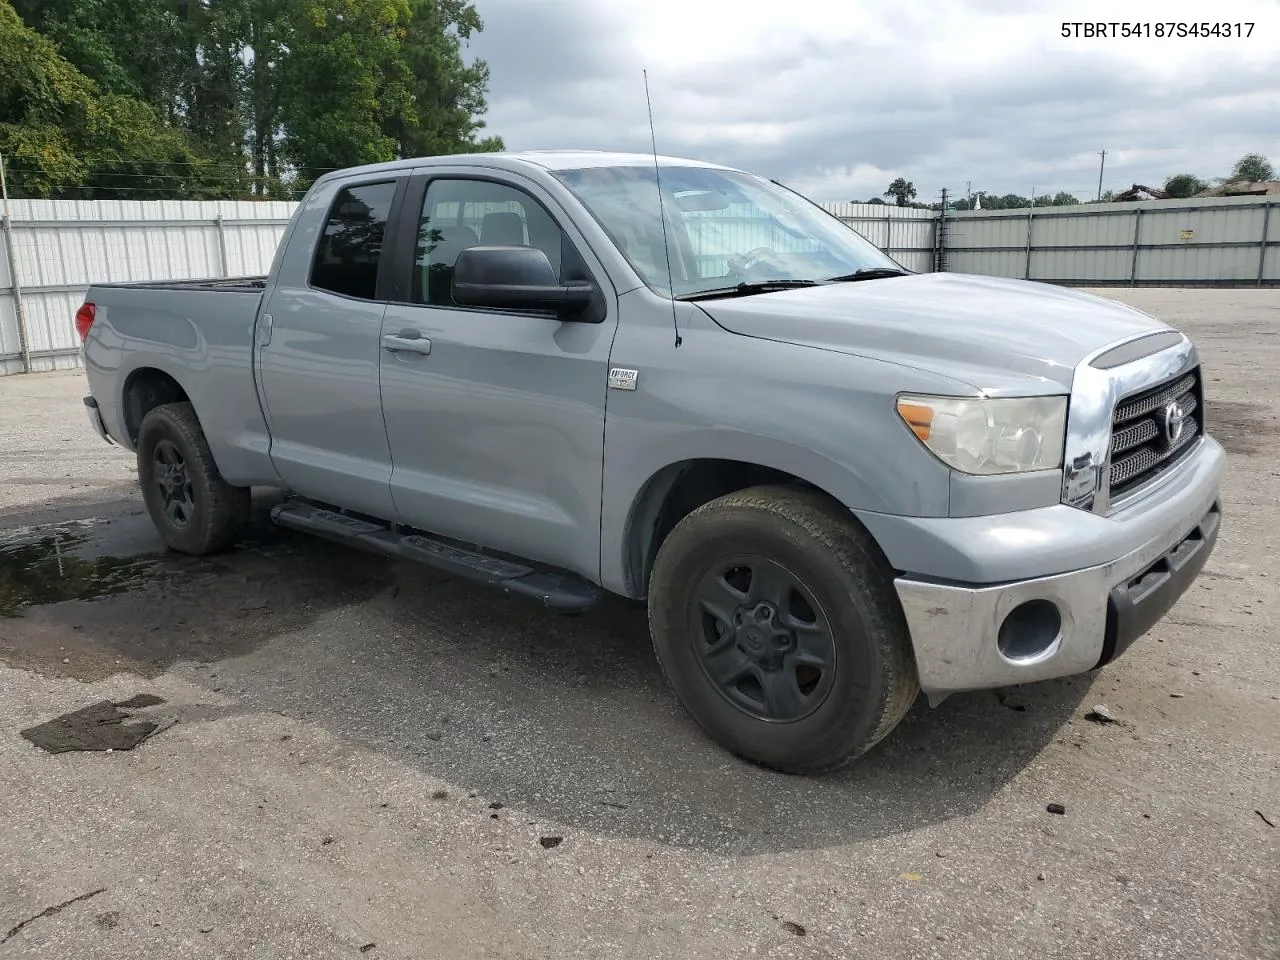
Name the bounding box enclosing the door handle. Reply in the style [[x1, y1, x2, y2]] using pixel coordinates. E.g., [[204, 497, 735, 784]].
[[381, 330, 432, 355]]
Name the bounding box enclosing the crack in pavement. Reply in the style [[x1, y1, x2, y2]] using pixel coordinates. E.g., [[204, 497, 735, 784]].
[[2, 888, 108, 945]]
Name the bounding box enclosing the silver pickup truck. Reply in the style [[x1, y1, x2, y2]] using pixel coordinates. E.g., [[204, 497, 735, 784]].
[[78, 150, 1224, 774]]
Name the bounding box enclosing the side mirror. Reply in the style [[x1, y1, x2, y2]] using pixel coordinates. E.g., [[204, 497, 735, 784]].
[[451, 245, 595, 319]]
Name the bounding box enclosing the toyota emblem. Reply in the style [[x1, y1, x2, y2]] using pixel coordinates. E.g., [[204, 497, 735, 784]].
[[1162, 400, 1186, 445]]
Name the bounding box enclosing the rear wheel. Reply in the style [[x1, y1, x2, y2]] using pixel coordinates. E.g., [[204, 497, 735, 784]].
[[136, 402, 250, 555], [647, 485, 918, 774]]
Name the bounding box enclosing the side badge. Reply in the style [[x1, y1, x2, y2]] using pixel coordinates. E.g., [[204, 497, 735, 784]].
[[608, 367, 639, 391]]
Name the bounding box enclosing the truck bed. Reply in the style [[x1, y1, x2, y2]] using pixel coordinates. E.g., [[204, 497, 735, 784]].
[[82, 275, 273, 486]]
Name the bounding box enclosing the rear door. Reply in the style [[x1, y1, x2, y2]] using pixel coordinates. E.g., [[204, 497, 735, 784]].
[[376, 168, 618, 579], [255, 175, 406, 519]]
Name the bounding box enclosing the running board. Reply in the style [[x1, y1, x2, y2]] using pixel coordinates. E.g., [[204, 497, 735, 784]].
[[269, 501, 603, 612]]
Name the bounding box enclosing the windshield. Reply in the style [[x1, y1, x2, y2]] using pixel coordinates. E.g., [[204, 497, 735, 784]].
[[551, 164, 905, 298]]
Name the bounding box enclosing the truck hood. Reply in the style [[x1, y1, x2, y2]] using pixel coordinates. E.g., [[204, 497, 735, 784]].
[[695, 272, 1172, 392]]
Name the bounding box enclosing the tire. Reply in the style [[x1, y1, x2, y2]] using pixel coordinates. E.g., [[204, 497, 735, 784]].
[[647, 484, 919, 774], [136, 401, 250, 555]]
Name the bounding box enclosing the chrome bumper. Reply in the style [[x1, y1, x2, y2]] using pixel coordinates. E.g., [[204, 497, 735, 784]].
[[83, 396, 114, 445], [895, 440, 1224, 698]]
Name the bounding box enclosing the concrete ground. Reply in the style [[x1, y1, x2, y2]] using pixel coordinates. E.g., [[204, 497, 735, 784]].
[[0, 287, 1277, 960]]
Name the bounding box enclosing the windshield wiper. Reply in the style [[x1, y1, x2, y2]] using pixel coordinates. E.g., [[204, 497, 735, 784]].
[[826, 267, 910, 281], [677, 280, 820, 301]]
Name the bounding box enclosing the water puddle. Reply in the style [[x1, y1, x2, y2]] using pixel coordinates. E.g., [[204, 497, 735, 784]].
[[0, 520, 159, 618]]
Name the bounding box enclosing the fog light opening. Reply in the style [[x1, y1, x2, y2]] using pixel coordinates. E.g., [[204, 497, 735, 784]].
[[998, 599, 1063, 664]]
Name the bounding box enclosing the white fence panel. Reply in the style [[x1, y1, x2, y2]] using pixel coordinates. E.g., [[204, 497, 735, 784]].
[[821, 202, 937, 272], [3, 191, 1274, 377], [0, 199, 294, 375], [946, 195, 1277, 287]]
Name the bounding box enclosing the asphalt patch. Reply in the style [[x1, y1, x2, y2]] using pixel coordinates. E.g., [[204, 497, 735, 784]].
[[20, 695, 169, 754]]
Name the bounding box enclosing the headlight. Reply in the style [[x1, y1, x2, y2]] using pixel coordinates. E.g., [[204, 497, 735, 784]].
[[896, 394, 1067, 475]]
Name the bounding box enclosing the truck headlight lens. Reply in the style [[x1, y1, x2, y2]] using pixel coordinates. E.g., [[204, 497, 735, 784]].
[[896, 394, 1067, 475]]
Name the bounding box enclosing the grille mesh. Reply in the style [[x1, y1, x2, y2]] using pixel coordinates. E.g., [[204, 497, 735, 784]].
[[1108, 368, 1201, 499]]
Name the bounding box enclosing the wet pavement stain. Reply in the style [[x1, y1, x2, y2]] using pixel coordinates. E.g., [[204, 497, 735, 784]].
[[0, 522, 159, 618], [0, 503, 399, 681]]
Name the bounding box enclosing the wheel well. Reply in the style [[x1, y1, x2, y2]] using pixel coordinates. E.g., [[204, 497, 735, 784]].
[[122, 368, 189, 444], [626, 458, 833, 596]]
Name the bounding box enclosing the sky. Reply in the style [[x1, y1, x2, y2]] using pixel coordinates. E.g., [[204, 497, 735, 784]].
[[464, 0, 1280, 202]]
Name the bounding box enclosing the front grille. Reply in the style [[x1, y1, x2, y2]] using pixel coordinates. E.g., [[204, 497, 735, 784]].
[[1108, 368, 1202, 499]]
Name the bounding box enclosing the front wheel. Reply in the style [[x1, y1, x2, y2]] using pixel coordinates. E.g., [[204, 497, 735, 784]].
[[647, 485, 919, 774], [136, 401, 250, 555]]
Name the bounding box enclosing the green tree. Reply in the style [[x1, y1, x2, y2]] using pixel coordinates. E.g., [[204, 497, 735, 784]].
[[11, 0, 191, 119], [6, 0, 503, 200], [0, 0, 234, 199], [1163, 173, 1207, 198], [389, 0, 503, 156], [274, 0, 410, 181], [1227, 153, 1275, 182], [884, 177, 916, 207]]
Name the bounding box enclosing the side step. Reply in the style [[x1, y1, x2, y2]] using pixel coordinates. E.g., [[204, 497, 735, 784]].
[[270, 500, 603, 613]]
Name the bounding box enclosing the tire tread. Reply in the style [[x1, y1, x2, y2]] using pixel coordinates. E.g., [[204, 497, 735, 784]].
[[648, 484, 919, 774], [137, 401, 250, 555]]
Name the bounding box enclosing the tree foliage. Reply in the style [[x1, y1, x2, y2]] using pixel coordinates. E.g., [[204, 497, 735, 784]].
[[0, 1, 236, 199], [1163, 173, 1207, 198], [1, 0, 502, 199], [1228, 152, 1275, 182], [884, 177, 917, 207]]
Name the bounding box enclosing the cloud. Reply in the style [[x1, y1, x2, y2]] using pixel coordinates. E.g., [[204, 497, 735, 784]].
[[466, 0, 1280, 200]]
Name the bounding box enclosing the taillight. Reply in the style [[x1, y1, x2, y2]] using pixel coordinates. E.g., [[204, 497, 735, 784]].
[[75, 302, 96, 340]]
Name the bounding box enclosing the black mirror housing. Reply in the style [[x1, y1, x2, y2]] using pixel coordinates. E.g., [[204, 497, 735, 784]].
[[451, 245, 598, 320]]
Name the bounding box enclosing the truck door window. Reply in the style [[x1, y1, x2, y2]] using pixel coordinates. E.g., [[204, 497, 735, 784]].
[[310, 181, 397, 301], [413, 179, 574, 307]]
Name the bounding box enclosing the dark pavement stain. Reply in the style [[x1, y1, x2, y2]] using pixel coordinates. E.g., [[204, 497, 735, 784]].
[[0, 499, 396, 681], [1206, 400, 1276, 457]]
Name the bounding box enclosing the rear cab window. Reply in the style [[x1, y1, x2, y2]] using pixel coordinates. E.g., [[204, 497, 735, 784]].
[[310, 181, 398, 300]]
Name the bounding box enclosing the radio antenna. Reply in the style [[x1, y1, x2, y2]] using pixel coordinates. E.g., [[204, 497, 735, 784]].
[[644, 69, 682, 348]]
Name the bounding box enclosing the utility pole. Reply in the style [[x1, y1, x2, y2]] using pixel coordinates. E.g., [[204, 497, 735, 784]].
[[934, 188, 949, 274], [1096, 149, 1107, 201]]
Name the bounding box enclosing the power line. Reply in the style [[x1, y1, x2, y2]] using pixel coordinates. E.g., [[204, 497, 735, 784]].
[[0, 170, 275, 183], [0, 152, 342, 175], [6, 183, 298, 197]]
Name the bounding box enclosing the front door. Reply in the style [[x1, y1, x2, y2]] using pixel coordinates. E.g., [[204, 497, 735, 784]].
[[378, 172, 617, 580]]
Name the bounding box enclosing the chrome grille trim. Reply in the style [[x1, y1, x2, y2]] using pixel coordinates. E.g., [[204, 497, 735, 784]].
[[1111, 392, 1198, 455], [1111, 414, 1199, 486], [1061, 331, 1201, 515], [1114, 373, 1197, 423], [1107, 369, 1201, 499]]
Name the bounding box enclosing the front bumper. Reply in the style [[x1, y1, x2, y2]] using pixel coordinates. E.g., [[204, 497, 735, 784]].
[[887, 437, 1224, 697]]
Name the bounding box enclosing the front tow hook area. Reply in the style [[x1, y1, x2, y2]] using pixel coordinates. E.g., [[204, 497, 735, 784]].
[[1097, 499, 1222, 668]]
